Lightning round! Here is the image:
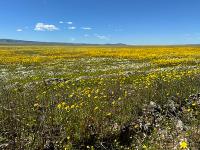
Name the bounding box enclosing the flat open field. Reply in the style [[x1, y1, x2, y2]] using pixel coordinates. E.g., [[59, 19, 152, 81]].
[[0, 46, 200, 149]]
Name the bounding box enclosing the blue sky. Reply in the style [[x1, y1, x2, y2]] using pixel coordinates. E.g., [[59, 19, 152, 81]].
[[0, 0, 200, 44]]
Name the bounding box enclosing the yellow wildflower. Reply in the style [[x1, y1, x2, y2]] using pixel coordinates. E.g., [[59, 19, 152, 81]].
[[142, 144, 147, 149], [69, 94, 73, 98], [65, 105, 69, 110], [180, 141, 188, 149], [112, 101, 116, 105], [192, 103, 196, 106], [94, 107, 98, 111], [57, 104, 62, 109], [107, 112, 112, 116], [62, 102, 66, 106]]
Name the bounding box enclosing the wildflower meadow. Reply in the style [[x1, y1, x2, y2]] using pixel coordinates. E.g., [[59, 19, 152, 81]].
[[0, 45, 199, 149]]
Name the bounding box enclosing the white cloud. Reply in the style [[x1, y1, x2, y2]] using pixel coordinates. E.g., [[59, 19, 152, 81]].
[[68, 26, 76, 30], [59, 21, 64, 24], [34, 23, 59, 31], [16, 29, 23, 32], [67, 21, 73, 25], [95, 34, 109, 40], [81, 27, 92, 30]]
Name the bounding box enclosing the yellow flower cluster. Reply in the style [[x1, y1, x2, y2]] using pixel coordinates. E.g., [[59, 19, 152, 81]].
[[1, 46, 200, 64], [57, 102, 83, 112]]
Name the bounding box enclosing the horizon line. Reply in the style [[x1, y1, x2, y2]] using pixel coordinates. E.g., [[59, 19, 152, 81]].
[[1, 38, 200, 46]]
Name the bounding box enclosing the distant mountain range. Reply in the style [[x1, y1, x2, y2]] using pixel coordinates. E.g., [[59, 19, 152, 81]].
[[0, 39, 127, 46], [1, 39, 200, 46]]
